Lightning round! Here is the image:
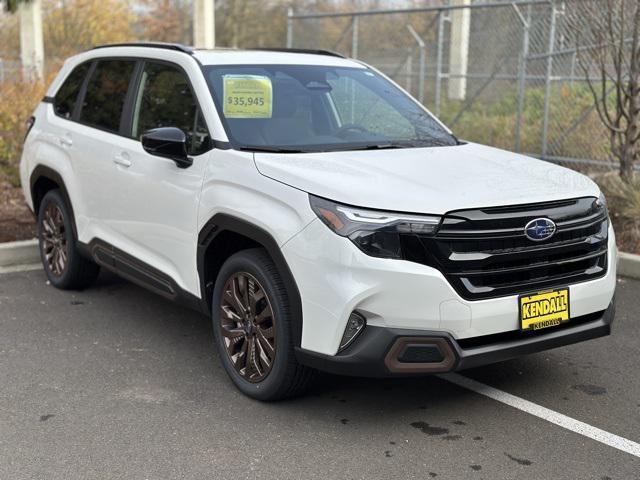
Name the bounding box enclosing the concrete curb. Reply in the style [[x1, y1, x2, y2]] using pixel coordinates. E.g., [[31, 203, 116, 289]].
[[1, 239, 640, 281], [617, 251, 640, 281], [0, 239, 39, 268]]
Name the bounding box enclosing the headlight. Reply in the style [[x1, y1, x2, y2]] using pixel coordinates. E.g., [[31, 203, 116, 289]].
[[595, 192, 609, 220], [309, 195, 441, 259], [597, 192, 608, 211]]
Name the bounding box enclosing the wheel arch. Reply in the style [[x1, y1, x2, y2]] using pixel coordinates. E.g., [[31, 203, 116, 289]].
[[198, 213, 303, 347], [29, 165, 78, 240]]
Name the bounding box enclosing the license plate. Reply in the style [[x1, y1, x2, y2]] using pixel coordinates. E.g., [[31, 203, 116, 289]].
[[519, 288, 570, 331]]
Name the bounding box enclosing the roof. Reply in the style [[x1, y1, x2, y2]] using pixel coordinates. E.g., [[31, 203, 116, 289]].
[[91, 43, 364, 68], [193, 49, 363, 67]]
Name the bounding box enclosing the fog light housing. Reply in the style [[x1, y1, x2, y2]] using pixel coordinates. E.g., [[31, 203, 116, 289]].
[[339, 311, 366, 352]]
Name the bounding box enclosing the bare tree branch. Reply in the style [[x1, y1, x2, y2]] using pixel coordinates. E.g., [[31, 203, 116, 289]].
[[571, 0, 640, 181]]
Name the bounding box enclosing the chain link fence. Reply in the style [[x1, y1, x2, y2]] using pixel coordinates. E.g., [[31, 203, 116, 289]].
[[287, 0, 628, 173]]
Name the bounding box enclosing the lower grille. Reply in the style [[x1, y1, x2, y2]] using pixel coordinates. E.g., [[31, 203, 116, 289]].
[[401, 197, 609, 300], [457, 310, 605, 349]]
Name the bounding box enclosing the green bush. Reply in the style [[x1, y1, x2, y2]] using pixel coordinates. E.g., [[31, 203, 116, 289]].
[[436, 83, 610, 161]]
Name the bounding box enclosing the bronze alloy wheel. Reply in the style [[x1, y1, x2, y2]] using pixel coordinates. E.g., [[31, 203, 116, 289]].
[[41, 202, 68, 277], [219, 272, 277, 383]]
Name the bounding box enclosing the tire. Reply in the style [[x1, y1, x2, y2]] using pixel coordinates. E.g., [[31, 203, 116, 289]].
[[212, 248, 315, 401], [37, 189, 100, 290]]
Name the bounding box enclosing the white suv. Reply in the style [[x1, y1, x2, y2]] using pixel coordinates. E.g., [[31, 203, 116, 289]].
[[20, 43, 616, 400]]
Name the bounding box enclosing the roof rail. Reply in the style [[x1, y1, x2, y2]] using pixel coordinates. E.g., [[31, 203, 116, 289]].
[[250, 48, 346, 59], [92, 42, 194, 54], [91, 44, 346, 59]]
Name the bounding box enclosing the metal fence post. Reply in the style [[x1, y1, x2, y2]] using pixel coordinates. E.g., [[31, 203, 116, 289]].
[[407, 24, 426, 104], [286, 7, 293, 49], [351, 15, 359, 59], [418, 44, 425, 104], [569, 51, 576, 86], [514, 4, 531, 153], [349, 15, 359, 122], [435, 10, 445, 116], [541, 3, 557, 156], [406, 49, 413, 92]]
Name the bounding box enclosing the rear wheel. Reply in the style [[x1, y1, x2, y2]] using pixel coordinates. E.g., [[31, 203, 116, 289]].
[[212, 248, 314, 400], [37, 189, 99, 290]]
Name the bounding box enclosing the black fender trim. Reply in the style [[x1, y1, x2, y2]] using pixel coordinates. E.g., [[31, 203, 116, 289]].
[[29, 165, 78, 240], [197, 214, 303, 345]]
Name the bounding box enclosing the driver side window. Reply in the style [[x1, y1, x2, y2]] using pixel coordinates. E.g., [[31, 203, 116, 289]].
[[132, 62, 211, 155], [328, 76, 415, 140]]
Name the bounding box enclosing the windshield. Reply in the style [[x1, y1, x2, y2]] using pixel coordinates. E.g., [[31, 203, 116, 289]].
[[202, 64, 458, 152]]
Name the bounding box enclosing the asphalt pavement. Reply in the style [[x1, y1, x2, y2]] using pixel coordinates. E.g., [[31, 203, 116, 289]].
[[1, 268, 638, 479]]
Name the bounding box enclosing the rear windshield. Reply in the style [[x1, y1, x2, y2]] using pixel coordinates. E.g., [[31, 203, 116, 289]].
[[202, 64, 458, 152]]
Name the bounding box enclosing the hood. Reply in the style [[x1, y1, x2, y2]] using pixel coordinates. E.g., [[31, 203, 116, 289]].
[[254, 142, 600, 214]]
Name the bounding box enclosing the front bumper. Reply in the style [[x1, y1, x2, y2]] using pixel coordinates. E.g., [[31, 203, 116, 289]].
[[282, 218, 617, 356], [296, 301, 615, 377]]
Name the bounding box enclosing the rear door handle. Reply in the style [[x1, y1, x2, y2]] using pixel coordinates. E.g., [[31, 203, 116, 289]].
[[113, 152, 131, 168]]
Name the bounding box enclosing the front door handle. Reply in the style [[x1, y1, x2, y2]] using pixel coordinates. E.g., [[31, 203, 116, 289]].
[[113, 152, 131, 168]]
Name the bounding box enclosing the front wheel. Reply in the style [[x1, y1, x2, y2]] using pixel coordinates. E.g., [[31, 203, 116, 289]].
[[211, 248, 315, 400]]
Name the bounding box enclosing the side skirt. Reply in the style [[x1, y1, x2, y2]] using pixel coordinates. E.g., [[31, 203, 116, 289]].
[[78, 239, 205, 314]]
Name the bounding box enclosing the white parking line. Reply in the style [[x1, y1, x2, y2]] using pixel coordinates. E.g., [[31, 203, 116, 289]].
[[0, 263, 42, 274], [440, 373, 640, 458]]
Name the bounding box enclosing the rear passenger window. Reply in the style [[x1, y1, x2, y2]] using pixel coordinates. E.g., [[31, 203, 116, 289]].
[[79, 60, 135, 133], [131, 62, 211, 155], [54, 63, 90, 119]]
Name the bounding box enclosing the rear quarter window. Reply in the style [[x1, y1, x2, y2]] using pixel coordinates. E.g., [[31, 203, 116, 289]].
[[79, 60, 136, 133], [53, 63, 91, 119]]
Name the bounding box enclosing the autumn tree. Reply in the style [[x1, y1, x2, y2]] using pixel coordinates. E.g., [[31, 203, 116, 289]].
[[0, 10, 20, 60], [214, 0, 290, 48], [138, 0, 192, 45], [4, 0, 28, 11], [208, 0, 357, 49], [42, 0, 133, 59]]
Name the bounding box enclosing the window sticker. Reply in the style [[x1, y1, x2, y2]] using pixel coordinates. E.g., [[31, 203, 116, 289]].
[[223, 75, 273, 118]]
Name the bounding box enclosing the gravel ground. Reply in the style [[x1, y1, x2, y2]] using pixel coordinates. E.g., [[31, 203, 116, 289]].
[[0, 181, 36, 242]]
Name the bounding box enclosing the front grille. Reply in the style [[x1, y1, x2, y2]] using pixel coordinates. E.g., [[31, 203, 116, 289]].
[[401, 197, 608, 300]]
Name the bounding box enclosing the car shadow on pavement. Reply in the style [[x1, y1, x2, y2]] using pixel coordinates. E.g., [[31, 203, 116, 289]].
[[87, 271, 480, 410], [86, 270, 573, 410]]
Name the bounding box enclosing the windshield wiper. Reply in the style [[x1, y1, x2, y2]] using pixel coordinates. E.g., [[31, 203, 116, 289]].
[[239, 146, 309, 153], [240, 144, 403, 153], [239, 141, 456, 154], [334, 143, 405, 151]]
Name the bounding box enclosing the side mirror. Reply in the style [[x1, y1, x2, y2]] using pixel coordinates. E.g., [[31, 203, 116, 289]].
[[141, 127, 193, 169]]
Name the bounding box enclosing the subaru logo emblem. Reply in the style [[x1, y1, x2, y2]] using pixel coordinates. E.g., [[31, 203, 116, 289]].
[[524, 218, 556, 241]]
